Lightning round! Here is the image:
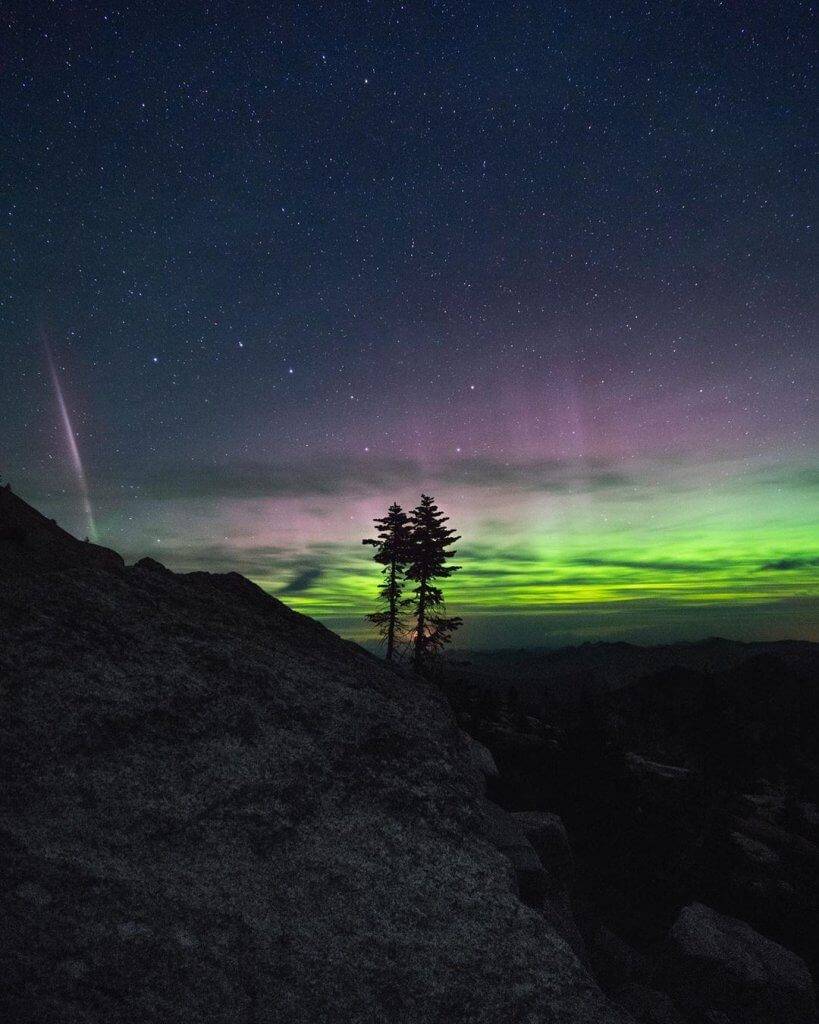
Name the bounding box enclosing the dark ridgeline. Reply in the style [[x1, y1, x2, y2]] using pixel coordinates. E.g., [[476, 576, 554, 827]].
[[0, 482, 123, 572], [363, 494, 462, 670], [362, 502, 412, 662]]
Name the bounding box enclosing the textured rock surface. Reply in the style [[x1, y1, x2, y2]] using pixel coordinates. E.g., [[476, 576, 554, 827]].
[[657, 902, 816, 1024], [0, 497, 628, 1023], [541, 892, 587, 962], [512, 811, 574, 890], [465, 734, 499, 781], [480, 802, 550, 907], [625, 753, 691, 783]]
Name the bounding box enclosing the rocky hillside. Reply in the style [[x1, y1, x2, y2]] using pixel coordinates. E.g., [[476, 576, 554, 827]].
[[0, 488, 627, 1023], [0, 484, 124, 573]]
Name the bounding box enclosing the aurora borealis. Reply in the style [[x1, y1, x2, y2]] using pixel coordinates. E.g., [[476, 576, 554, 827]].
[[260, 454, 819, 646], [3, 4, 816, 647], [7, 451, 817, 647]]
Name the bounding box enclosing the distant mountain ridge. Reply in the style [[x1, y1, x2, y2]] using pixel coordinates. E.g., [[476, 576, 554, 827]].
[[448, 637, 818, 704]]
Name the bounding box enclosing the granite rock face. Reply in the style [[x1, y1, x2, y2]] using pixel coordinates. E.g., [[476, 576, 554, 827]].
[[465, 734, 500, 782], [512, 811, 574, 890], [657, 902, 816, 1024], [480, 802, 550, 906], [0, 495, 627, 1023]]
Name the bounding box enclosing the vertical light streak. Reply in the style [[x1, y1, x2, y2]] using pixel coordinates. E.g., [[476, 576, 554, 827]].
[[45, 342, 98, 542]]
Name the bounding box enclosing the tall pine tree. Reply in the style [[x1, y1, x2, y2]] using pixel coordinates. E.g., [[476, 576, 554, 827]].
[[406, 494, 462, 671], [362, 503, 412, 661]]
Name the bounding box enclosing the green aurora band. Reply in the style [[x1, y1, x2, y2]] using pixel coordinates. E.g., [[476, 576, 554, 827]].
[[23, 454, 818, 648], [245, 458, 818, 647]]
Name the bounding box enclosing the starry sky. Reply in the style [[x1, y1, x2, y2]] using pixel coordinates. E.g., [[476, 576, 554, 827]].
[[3, 2, 817, 647]]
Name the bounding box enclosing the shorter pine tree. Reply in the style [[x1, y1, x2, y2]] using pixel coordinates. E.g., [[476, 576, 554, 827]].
[[362, 502, 412, 661], [406, 494, 462, 671]]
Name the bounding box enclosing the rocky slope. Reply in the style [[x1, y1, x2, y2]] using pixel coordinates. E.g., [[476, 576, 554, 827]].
[[0, 488, 627, 1023]]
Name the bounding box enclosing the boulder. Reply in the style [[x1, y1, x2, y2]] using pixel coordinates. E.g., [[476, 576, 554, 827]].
[[729, 830, 780, 868], [465, 734, 499, 780], [656, 902, 816, 1024], [133, 556, 173, 574], [734, 815, 819, 873], [481, 802, 549, 905], [625, 753, 691, 782], [511, 811, 574, 889]]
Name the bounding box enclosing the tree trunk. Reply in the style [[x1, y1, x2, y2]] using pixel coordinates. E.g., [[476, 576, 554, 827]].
[[386, 556, 396, 661], [413, 576, 427, 671]]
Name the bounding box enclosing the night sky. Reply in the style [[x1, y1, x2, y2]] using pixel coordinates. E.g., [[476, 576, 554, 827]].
[[3, 2, 817, 646]]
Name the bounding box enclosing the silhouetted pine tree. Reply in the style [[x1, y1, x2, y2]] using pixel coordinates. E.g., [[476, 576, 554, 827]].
[[406, 494, 462, 671], [362, 503, 412, 661]]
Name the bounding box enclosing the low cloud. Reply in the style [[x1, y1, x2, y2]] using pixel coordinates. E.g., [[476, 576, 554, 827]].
[[759, 556, 819, 571], [572, 556, 729, 574], [136, 455, 647, 502], [278, 566, 324, 594], [437, 457, 637, 493], [140, 459, 419, 500]]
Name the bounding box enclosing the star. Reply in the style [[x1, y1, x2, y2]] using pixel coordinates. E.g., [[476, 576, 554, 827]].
[[2, 0, 814, 648]]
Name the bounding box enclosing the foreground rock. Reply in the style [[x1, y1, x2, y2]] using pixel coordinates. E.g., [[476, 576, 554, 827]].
[[656, 902, 816, 1024], [512, 811, 574, 890], [481, 803, 549, 906], [0, 494, 627, 1023], [464, 733, 500, 785]]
